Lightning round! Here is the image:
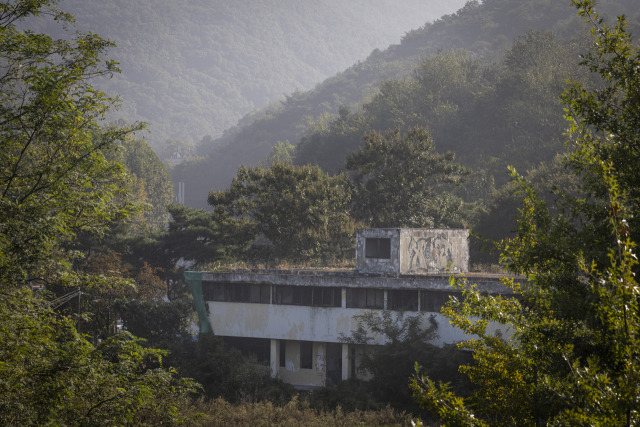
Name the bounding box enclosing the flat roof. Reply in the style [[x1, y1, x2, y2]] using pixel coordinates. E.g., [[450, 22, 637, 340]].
[[196, 269, 521, 294]]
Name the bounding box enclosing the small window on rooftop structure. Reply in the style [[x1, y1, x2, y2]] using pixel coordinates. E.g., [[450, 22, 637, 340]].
[[365, 237, 391, 259]]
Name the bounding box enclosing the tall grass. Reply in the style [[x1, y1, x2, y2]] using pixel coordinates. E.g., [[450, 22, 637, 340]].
[[184, 396, 421, 426]]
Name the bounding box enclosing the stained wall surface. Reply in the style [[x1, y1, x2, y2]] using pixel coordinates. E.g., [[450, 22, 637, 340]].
[[399, 229, 469, 274], [206, 299, 506, 347], [355, 228, 469, 275]]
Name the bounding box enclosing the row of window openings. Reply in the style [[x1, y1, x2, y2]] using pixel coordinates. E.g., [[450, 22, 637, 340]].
[[202, 282, 457, 312]]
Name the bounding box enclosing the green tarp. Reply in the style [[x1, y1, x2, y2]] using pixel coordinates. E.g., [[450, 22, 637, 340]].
[[184, 271, 212, 334]]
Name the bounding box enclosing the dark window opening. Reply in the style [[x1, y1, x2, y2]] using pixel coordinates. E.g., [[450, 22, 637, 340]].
[[279, 340, 286, 367], [326, 342, 342, 385], [420, 291, 459, 313], [346, 288, 384, 309], [274, 286, 341, 307], [365, 237, 391, 259], [389, 289, 419, 311], [202, 282, 270, 304], [222, 337, 270, 363], [300, 341, 313, 369], [350, 347, 356, 379]]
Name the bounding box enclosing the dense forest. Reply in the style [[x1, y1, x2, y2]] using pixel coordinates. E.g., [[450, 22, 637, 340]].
[[3, 0, 640, 425], [175, 0, 640, 210], [31, 0, 466, 146]]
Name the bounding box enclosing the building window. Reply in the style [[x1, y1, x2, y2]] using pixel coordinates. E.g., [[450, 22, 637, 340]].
[[279, 340, 286, 367], [420, 291, 458, 313], [346, 288, 384, 309], [313, 287, 342, 307], [202, 282, 270, 304], [222, 337, 271, 363], [388, 289, 418, 311], [300, 341, 313, 369], [365, 237, 391, 259], [274, 286, 341, 307]]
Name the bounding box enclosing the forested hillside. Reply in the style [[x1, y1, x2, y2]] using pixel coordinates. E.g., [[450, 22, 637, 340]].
[[5, 0, 640, 424], [41, 0, 465, 146], [177, 0, 639, 209]]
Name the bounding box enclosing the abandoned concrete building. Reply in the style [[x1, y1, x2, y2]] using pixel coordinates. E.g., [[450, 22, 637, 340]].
[[185, 228, 514, 389]]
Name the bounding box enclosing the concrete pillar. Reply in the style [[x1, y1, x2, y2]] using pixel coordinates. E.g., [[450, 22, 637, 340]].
[[341, 287, 346, 308], [341, 343, 349, 381], [270, 339, 278, 378]]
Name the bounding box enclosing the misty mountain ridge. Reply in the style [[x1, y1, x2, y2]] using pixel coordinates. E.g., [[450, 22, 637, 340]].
[[174, 0, 639, 209], [49, 0, 466, 146]]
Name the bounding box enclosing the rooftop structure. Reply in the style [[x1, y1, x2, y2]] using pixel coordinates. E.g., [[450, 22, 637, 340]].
[[186, 228, 515, 389]]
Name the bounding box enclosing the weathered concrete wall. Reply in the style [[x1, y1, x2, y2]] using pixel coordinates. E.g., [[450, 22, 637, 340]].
[[399, 229, 469, 274], [202, 270, 512, 293], [276, 341, 326, 388], [206, 300, 508, 347], [355, 228, 400, 274], [199, 268, 515, 388], [355, 228, 469, 275]]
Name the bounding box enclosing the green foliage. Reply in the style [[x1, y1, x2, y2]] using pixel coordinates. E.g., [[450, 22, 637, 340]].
[[164, 203, 239, 267], [471, 154, 583, 264], [0, 0, 143, 286], [346, 127, 468, 228], [110, 137, 174, 230], [113, 299, 194, 342], [341, 310, 472, 415], [294, 105, 372, 174], [175, 0, 640, 208], [0, 4, 201, 425], [208, 161, 354, 264], [165, 333, 294, 404], [0, 290, 199, 426], [411, 2, 640, 424], [187, 396, 412, 427], [263, 140, 296, 166]]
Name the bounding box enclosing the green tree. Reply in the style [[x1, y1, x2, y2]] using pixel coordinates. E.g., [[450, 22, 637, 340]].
[[165, 333, 294, 404], [345, 127, 468, 228], [113, 298, 194, 342], [0, 3, 200, 424], [0, 0, 142, 286], [294, 106, 370, 174], [0, 290, 199, 426], [411, 2, 640, 425], [264, 140, 296, 166], [113, 137, 174, 230], [208, 161, 354, 264], [341, 311, 472, 413], [164, 203, 249, 267]]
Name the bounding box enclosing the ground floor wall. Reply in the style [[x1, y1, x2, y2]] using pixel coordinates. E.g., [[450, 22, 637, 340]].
[[219, 337, 372, 388]]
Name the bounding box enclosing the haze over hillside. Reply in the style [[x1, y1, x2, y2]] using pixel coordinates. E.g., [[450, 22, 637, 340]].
[[52, 0, 467, 146], [172, 0, 639, 209]]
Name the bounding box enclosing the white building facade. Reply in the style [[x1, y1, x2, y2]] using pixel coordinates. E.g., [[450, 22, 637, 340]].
[[185, 229, 514, 389]]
